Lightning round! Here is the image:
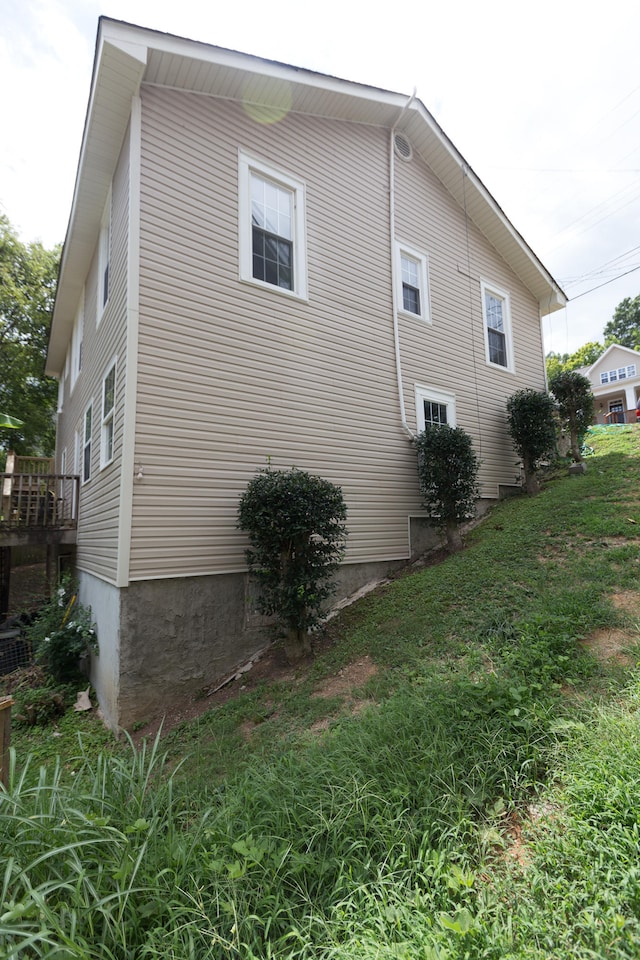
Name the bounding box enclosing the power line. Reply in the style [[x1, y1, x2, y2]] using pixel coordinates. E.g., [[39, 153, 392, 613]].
[[568, 264, 640, 302]]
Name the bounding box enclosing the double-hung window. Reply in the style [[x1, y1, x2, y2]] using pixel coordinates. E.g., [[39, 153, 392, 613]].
[[481, 280, 514, 372], [101, 361, 116, 468], [98, 191, 111, 322], [415, 386, 456, 432], [395, 243, 431, 322], [70, 293, 84, 390], [82, 403, 92, 484], [239, 152, 307, 299]]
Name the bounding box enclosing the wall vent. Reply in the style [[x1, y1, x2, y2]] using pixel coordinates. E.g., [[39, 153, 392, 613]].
[[394, 132, 413, 161]]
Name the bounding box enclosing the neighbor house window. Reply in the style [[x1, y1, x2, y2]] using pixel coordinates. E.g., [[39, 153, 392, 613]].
[[601, 364, 636, 385], [97, 191, 111, 322], [481, 280, 514, 371], [395, 243, 431, 322], [101, 361, 116, 467], [415, 385, 456, 432], [239, 152, 307, 299], [82, 403, 92, 484]]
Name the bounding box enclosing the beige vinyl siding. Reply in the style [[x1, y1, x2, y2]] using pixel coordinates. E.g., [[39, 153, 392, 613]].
[[393, 151, 546, 497], [593, 346, 638, 381], [131, 86, 421, 580], [55, 127, 131, 583], [130, 86, 547, 581]]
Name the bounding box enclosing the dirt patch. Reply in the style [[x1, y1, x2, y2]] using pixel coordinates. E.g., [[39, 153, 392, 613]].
[[503, 812, 530, 868], [583, 627, 635, 665], [311, 656, 378, 700], [611, 591, 640, 616]]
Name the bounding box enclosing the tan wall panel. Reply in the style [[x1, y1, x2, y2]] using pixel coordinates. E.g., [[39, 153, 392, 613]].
[[130, 86, 546, 579]]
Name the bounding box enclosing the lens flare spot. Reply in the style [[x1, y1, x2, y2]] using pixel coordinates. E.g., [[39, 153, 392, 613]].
[[242, 77, 293, 125]]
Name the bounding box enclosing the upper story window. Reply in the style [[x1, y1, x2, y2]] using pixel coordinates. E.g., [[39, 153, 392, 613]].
[[395, 243, 431, 323], [70, 293, 84, 390], [239, 152, 307, 299], [57, 374, 65, 414], [101, 361, 116, 468], [481, 280, 514, 372], [98, 191, 111, 323], [82, 403, 92, 484], [600, 364, 636, 384], [415, 385, 456, 432]]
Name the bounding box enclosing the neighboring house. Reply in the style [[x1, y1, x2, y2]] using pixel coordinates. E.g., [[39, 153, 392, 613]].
[[581, 344, 640, 424], [46, 18, 566, 728]]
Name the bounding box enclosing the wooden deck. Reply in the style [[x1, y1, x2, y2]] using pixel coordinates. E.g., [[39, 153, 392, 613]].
[[1, 455, 78, 547]]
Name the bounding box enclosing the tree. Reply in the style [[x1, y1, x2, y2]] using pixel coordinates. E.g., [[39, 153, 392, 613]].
[[0, 215, 60, 463], [545, 341, 604, 382], [237, 467, 347, 662], [413, 424, 480, 552], [549, 370, 594, 463], [506, 389, 557, 495], [604, 295, 640, 349]]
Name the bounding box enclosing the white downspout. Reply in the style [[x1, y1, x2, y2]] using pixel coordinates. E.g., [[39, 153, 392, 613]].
[[390, 89, 418, 441]]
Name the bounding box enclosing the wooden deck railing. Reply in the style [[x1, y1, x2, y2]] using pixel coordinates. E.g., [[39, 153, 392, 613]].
[[604, 409, 639, 425], [1, 473, 79, 529]]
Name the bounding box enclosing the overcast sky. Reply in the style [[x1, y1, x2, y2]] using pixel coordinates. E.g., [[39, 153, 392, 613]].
[[1, 0, 639, 355]]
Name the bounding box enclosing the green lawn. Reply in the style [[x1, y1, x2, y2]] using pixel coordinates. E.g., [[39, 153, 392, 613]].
[[3, 425, 640, 958]]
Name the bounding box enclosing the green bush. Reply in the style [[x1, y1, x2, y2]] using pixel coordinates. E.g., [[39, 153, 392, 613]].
[[238, 467, 347, 661], [506, 388, 557, 494], [13, 684, 67, 726], [27, 577, 98, 683], [549, 369, 595, 462], [413, 424, 480, 551]]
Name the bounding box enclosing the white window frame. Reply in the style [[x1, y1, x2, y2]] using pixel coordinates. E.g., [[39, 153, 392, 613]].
[[601, 364, 636, 385], [57, 374, 65, 414], [81, 402, 93, 485], [70, 292, 84, 390], [238, 151, 308, 300], [415, 385, 457, 432], [97, 190, 111, 323], [395, 242, 431, 323], [481, 280, 514, 373], [101, 359, 116, 468]]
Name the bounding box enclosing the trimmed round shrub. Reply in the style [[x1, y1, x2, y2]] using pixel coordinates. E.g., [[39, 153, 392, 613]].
[[549, 370, 594, 462], [238, 468, 347, 661], [414, 424, 480, 551], [506, 388, 557, 494]]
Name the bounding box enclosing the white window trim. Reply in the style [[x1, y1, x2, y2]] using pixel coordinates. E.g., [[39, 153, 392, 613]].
[[100, 358, 117, 469], [57, 374, 65, 414], [81, 402, 93, 485], [97, 190, 111, 324], [481, 279, 515, 373], [394, 241, 431, 323], [238, 151, 308, 300], [70, 291, 84, 391], [415, 385, 457, 432]]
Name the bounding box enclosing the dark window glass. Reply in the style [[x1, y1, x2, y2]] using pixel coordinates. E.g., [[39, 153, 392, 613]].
[[402, 283, 420, 314], [252, 225, 293, 290], [488, 328, 507, 367], [424, 401, 448, 426]]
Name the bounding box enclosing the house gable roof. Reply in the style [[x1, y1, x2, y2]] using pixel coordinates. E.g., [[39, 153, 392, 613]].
[[586, 342, 640, 377], [47, 17, 567, 374]]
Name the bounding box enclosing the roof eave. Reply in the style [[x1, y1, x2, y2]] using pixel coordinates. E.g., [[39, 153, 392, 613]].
[[47, 18, 566, 375]]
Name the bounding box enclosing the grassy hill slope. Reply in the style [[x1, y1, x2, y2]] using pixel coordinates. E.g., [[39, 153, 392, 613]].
[[3, 426, 640, 958]]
